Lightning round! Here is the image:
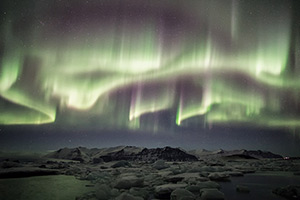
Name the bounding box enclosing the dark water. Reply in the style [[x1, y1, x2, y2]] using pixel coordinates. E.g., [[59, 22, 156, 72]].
[[0, 175, 94, 200], [219, 172, 300, 200]]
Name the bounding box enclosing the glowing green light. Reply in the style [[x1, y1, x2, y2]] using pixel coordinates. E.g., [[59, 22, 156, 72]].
[[0, 89, 55, 124], [0, 0, 299, 130]]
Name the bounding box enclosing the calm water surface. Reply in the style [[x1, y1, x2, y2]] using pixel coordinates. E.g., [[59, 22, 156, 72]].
[[0, 175, 94, 200], [219, 171, 300, 200]]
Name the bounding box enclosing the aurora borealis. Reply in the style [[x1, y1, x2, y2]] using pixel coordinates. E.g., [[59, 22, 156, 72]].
[[0, 0, 300, 154]]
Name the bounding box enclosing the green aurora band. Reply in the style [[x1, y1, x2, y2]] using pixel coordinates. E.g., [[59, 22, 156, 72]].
[[0, 0, 300, 131]]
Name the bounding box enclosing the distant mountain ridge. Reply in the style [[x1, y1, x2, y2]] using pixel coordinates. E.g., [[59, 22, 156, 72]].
[[45, 146, 198, 163], [45, 146, 282, 163], [188, 148, 283, 159], [98, 146, 198, 162]]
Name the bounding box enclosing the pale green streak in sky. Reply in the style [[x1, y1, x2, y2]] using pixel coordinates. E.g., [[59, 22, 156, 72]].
[[176, 79, 265, 125], [0, 52, 22, 92], [0, 22, 23, 93], [129, 82, 175, 121], [0, 88, 55, 124], [1, 1, 299, 129]]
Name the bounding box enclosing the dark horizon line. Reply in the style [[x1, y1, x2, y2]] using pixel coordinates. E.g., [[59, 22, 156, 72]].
[[1, 145, 298, 157]]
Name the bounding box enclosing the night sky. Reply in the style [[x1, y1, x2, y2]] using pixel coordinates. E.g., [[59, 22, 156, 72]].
[[0, 0, 300, 156]]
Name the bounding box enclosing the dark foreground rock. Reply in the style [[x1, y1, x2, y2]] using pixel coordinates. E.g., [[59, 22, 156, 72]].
[[170, 188, 195, 200], [236, 185, 250, 193], [208, 172, 230, 182], [273, 185, 300, 200], [95, 184, 111, 200], [200, 188, 225, 200], [114, 175, 144, 189], [4, 146, 299, 200], [115, 192, 143, 200], [155, 183, 187, 199], [197, 181, 221, 190], [153, 160, 170, 170]]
